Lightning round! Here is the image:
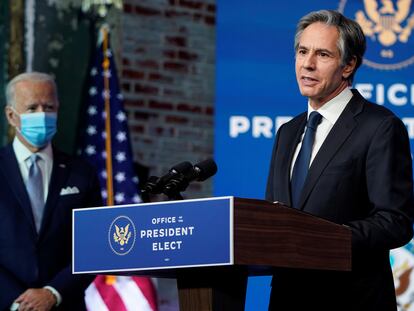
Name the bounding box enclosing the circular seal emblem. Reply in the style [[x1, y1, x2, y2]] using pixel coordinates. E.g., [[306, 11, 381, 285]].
[[108, 215, 136, 256], [339, 0, 414, 70]]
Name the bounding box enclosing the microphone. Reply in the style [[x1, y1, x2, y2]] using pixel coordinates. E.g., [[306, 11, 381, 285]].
[[162, 159, 218, 196], [141, 161, 193, 195], [140, 176, 160, 195], [192, 158, 218, 181]]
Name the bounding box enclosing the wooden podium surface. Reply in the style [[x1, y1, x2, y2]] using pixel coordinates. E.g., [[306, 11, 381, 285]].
[[233, 198, 351, 272], [141, 198, 351, 311]]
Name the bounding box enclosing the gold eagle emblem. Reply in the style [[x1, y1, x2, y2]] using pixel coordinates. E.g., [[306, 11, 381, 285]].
[[356, 0, 414, 47], [113, 224, 132, 246]]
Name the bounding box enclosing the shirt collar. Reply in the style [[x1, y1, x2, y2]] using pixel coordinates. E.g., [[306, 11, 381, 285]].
[[13, 137, 53, 164], [307, 88, 353, 125]]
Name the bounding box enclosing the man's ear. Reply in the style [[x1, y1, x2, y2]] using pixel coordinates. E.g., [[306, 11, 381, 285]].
[[342, 56, 357, 79], [5, 106, 17, 127]]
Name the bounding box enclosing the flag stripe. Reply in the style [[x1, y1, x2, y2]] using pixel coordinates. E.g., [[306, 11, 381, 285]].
[[93, 276, 128, 311], [114, 277, 154, 311], [132, 277, 158, 311], [85, 282, 110, 311]]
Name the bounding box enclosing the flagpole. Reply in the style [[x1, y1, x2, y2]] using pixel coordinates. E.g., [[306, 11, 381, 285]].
[[82, 21, 158, 311], [102, 26, 114, 206]]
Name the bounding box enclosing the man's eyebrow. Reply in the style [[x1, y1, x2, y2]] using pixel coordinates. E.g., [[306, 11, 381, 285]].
[[297, 45, 335, 55], [297, 45, 308, 50], [315, 48, 334, 54], [26, 103, 38, 107]]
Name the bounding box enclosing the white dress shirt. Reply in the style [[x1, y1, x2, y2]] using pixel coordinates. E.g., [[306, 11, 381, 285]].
[[13, 137, 53, 202], [290, 88, 353, 178]]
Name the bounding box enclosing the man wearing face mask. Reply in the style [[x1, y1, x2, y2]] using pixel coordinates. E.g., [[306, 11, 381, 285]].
[[0, 72, 102, 311]]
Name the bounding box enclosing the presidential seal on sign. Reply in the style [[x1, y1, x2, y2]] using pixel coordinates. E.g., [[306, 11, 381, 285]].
[[108, 215, 136, 256], [339, 0, 414, 70]]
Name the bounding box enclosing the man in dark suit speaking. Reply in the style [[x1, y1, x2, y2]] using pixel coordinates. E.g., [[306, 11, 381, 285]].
[[266, 10, 414, 311], [0, 72, 101, 310]]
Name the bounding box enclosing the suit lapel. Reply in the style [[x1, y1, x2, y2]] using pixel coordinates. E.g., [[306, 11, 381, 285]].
[[280, 113, 307, 207], [39, 150, 70, 236], [297, 93, 364, 210], [0, 145, 37, 233]]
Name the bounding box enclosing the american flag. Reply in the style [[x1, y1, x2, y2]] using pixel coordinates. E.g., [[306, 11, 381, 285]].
[[78, 25, 158, 311]]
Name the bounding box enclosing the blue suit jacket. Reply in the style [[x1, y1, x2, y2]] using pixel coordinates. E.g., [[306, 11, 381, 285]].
[[0, 144, 102, 310], [266, 90, 414, 311]]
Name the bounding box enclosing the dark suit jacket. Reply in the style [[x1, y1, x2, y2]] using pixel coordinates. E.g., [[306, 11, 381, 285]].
[[266, 90, 414, 311], [0, 144, 102, 310]]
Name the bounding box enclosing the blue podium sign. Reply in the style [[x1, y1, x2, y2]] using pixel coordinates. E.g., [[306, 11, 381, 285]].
[[73, 196, 234, 274]]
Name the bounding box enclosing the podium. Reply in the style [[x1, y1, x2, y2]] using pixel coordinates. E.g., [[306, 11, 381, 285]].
[[73, 197, 351, 311]]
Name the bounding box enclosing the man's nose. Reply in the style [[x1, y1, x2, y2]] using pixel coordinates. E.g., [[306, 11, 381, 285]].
[[302, 53, 316, 70], [35, 105, 46, 113]]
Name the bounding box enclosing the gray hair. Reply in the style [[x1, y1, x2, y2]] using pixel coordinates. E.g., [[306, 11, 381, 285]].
[[294, 10, 366, 83], [5, 72, 57, 107]]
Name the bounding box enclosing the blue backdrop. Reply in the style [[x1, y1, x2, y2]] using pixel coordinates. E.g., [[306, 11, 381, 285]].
[[215, 1, 414, 310]]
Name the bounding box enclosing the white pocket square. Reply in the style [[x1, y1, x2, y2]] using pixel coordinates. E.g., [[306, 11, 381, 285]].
[[60, 186, 80, 196]]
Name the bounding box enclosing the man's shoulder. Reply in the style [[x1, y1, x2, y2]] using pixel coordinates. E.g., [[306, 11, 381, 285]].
[[52, 147, 97, 173], [0, 143, 15, 159], [351, 89, 396, 120], [282, 111, 307, 128], [357, 99, 402, 129], [274, 112, 307, 138], [347, 91, 407, 137], [362, 101, 395, 117]]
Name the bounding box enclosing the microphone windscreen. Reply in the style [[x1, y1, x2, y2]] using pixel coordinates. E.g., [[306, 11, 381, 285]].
[[194, 159, 217, 181], [171, 161, 193, 174], [141, 176, 161, 194]]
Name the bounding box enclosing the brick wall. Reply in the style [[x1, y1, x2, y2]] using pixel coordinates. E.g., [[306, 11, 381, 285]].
[[121, 0, 216, 199]]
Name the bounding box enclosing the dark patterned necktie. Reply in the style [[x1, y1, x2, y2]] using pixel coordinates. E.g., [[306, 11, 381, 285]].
[[291, 111, 322, 208]]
